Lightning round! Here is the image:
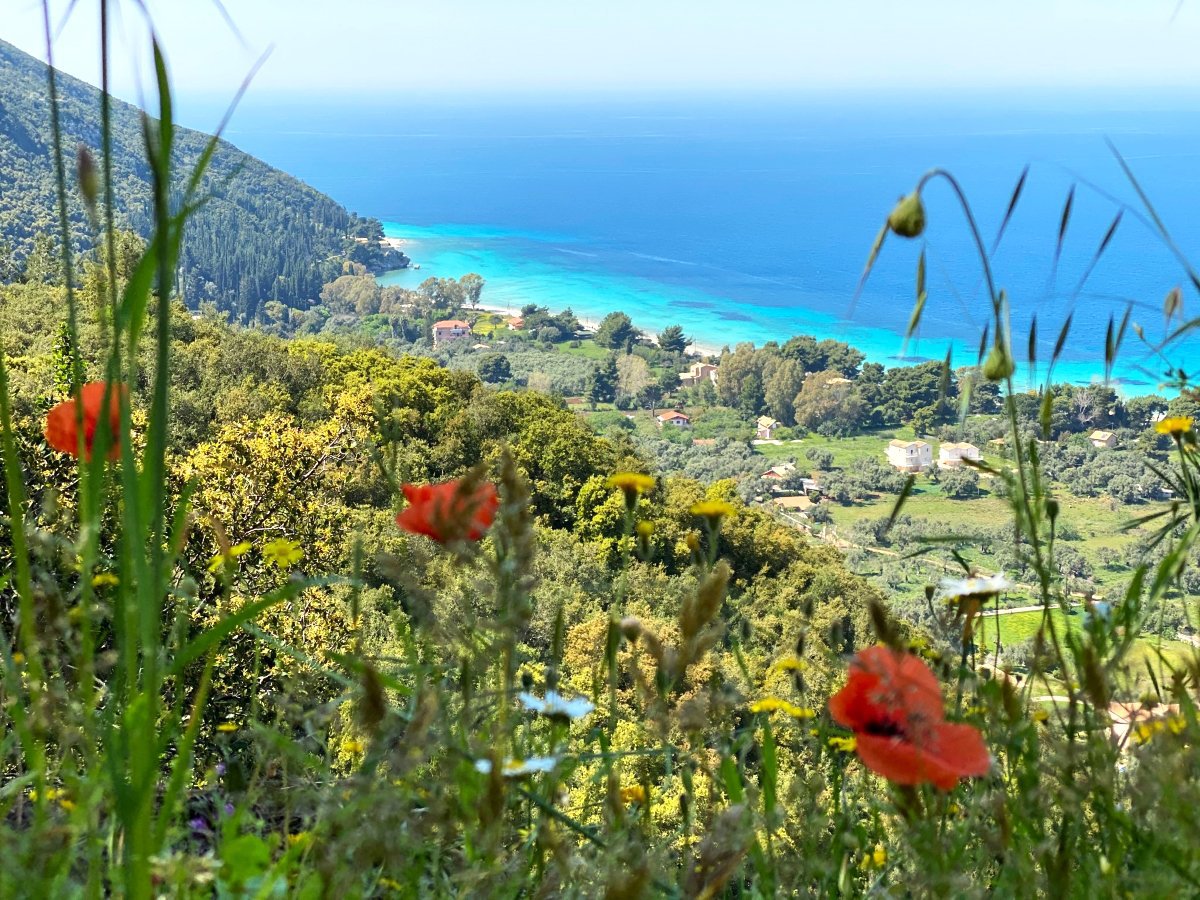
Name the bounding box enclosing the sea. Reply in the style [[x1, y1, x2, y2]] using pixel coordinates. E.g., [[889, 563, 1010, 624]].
[[196, 91, 1200, 393]]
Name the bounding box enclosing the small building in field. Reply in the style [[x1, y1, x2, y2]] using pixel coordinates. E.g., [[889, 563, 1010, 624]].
[[655, 409, 692, 429], [939, 442, 981, 468], [886, 439, 932, 472], [760, 462, 797, 481], [433, 319, 471, 345], [1090, 430, 1117, 449], [679, 362, 720, 387], [773, 494, 815, 514], [506, 316, 525, 330], [756, 416, 782, 440]]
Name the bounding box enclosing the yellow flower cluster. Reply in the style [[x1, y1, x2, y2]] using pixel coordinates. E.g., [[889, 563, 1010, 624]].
[[28, 787, 74, 811], [828, 735, 857, 753], [749, 697, 816, 719], [860, 843, 887, 870], [1133, 715, 1186, 745]]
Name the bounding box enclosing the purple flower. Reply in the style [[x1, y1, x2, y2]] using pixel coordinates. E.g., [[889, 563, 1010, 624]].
[[215, 763, 226, 776], [224, 802, 235, 817], [189, 817, 209, 833]]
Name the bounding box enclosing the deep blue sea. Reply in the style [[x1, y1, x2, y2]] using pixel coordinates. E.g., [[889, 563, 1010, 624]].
[[199, 92, 1200, 391]]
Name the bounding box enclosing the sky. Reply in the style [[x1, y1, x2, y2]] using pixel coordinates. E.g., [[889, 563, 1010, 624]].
[[3, 0, 1200, 107]]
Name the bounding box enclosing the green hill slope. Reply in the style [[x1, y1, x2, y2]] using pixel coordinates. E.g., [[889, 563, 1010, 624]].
[[0, 37, 404, 319]]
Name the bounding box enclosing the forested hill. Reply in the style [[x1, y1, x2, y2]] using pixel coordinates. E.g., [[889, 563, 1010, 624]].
[[0, 37, 404, 319]]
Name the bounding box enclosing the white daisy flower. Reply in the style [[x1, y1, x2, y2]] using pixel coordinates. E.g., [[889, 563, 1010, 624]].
[[939, 572, 1013, 600], [474, 756, 560, 777], [517, 691, 595, 722]]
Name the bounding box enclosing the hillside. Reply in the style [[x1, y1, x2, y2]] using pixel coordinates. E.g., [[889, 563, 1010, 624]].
[[0, 37, 404, 319]]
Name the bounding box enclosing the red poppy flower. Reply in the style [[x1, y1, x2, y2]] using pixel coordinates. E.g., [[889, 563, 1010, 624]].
[[44, 381, 124, 461], [829, 645, 990, 790], [396, 479, 499, 544]]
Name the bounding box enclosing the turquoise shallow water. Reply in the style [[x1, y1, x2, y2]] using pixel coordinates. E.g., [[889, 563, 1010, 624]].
[[377, 220, 1169, 392], [208, 93, 1200, 393]]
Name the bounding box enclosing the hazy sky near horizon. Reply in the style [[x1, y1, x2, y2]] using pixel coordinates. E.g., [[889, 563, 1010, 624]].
[[4, 0, 1200, 105]]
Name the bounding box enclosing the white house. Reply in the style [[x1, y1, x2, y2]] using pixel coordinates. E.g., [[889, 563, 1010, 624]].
[[886, 439, 932, 472], [432, 319, 471, 345], [756, 416, 782, 440], [1090, 430, 1117, 449], [655, 410, 692, 429], [938, 442, 981, 468]]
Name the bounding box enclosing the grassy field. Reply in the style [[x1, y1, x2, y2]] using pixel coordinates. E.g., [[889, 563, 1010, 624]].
[[556, 339, 612, 361], [973, 608, 1195, 685], [754, 427, 1155, 598], [973, 608, 1084, 652]]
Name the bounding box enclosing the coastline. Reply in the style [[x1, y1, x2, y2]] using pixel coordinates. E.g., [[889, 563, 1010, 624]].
[[380, 222, 1177, 395], [468, 300, 725, 358]]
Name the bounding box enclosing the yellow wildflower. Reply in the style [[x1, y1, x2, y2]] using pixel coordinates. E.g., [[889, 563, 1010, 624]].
[[216, 722, 239, 734], [207, 542, 251, 574], [690, 499, 736, 520], [90, 572, 119, 588], [287, 831, 312, 848], [858, 843, 887, 870], [635, 520, 655, 538], [1155, 416, 1194, 437], [1032, 708, 1050, 724], [1167, 715, 1187, 735], [605, 472, 655, 497], [58, 798, 76, 812], [343, 739, 366, 754], [828, 735, 857, 753], [1133, 720, 1163, 745], [619, 784, 647, 806], [749, 697, 815, 719], [770, 655, 809, 675], [11, 652, 24, 666], [749, 697, 790, 714], [262, 538, 304, 570]]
